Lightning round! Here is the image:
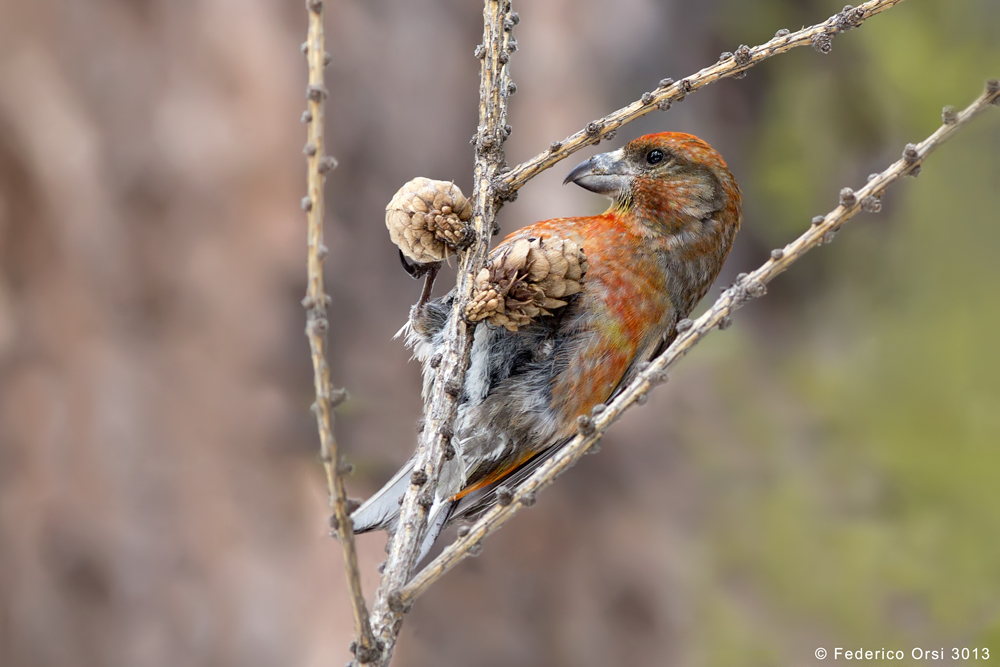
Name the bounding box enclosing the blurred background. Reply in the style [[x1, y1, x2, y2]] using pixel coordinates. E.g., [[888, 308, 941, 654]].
[[0, 0, 998, 665]]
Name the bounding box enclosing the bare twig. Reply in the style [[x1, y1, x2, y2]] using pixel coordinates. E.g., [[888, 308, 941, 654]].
[[499, 0, 907, 194], [364, 1, 516, 665], [395, 81, 1000, 607], [301, 0, 377, 660]]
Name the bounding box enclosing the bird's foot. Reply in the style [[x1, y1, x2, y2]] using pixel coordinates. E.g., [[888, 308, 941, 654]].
[[466, 236, 588, 331], [385, 178, 473, 274]]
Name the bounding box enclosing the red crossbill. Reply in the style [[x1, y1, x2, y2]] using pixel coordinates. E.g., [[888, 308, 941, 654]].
[[353, 132, 742, 558]]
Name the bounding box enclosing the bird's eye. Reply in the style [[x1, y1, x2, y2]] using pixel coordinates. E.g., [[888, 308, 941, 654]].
[[646, 149, 665, 165]]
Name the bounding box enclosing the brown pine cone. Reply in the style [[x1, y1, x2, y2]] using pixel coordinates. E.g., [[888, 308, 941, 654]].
[[385, 178, 473, 266], [466, 236, 589, 331]]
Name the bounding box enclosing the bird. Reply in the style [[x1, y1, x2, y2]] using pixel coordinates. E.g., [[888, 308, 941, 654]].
[[352, 132, 742, 559]]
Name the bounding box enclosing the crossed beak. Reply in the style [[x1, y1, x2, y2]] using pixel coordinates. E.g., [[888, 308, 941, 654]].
[[563, 148, 631, 197]]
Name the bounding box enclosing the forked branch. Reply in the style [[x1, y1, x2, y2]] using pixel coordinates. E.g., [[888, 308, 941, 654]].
[[499, 0, 908, 195], [363, 1, 517, 665]]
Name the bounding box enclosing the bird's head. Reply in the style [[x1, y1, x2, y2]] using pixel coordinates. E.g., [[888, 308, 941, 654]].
[[564, 132, 741, 239]]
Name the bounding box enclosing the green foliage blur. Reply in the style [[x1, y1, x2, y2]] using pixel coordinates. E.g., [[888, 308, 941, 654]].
[[679, 1, 1000, 663]]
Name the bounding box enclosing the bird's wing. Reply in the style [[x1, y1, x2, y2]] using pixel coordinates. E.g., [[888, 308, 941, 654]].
[[452, 441, 562, 523]]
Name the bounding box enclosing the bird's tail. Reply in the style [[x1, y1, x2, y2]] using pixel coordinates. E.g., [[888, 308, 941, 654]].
[[351, 458, 415, 534], [351, 459, 456, 564], [416, 498, 456, 563]]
